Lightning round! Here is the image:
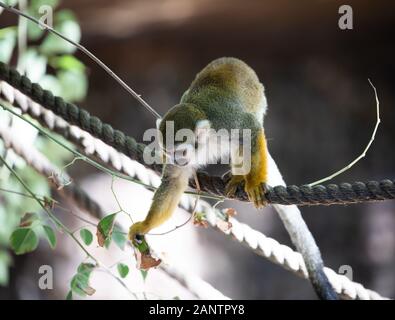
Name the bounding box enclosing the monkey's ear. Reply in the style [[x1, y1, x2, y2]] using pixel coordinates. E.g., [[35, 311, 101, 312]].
[[156, 118, 162, 129], [195, 119, 211, 144]]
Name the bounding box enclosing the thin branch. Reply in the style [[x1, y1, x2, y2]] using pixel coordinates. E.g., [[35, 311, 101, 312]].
[[307, 79, 380, 187]]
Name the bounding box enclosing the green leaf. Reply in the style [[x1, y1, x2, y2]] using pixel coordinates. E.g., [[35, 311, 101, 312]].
[[10, 228, 39, 255], [43, 225, 57, 249], [66, 290, 72, 300], [57, 69, 88, 102], [77, 263, 95, 277], [96, 213, 117, 247], [112, 229, 127, 250], [70, 273, 89, 297], [0, 27, 16, 63], [79, 228, 93, 246], [51, 55, 85, 72], [27, 20, 44, 41], [18, 49, 47, 82], [71, 263, 96, 297], [31, 0, 60, 10], [39, 74, 62, 96], [19, 212, 40, 228], [117, 263, 129, 278], [40, 10, 81, 55], [140, 270, 148, 282], [104, 236, 111, 249], [135, 236, 150, 254], [1, 0, 19, 7], [0, 250, 12, 285]]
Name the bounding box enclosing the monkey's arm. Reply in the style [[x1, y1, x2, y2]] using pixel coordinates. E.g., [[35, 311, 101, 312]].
[[244, 129, 268, 207], [226, 128, 269, 208], [128, 165, 190, 242]]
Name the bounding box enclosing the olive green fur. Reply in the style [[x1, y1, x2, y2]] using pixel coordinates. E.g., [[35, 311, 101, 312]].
[[159, 57, 265, 153]]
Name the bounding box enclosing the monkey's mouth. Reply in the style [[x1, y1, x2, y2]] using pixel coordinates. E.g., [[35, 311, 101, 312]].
[[175, 160, 191, 167]]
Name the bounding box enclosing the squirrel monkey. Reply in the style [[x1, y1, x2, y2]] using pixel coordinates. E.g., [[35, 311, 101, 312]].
[[129, 57, 269, 240], [130, 57, 337, 300]]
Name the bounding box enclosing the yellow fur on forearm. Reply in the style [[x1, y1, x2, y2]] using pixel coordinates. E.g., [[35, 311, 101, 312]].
[[129, 165, 189, 240], [143, 188, 184, 231], [245, 129, 268, 188]]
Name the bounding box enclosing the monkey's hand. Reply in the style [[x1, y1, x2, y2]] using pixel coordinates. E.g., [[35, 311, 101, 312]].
[[128, 221, 147, 246], [225, 174, 245, 198], [226, 129, 269, 208], [245, 129, 269, 208]]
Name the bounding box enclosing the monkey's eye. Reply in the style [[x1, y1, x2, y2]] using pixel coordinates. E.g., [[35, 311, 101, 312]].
[[174, 144, 194, 165], [175, 148, 187, 158]]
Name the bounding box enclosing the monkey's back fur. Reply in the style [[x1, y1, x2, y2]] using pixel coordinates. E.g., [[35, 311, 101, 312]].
[[181, 57, 267, 126]]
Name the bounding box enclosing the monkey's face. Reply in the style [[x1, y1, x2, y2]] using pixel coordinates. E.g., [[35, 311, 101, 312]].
[[158, 119, 212, 168], [157, 104, 212, 168]]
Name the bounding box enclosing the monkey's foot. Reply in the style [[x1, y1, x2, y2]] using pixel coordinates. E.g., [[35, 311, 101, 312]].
[[225, 175, 268, 208], [225, 175, 245, 198], [245, 180, 268, 208]]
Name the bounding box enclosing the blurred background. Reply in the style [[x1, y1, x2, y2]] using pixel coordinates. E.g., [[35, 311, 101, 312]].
[[0, 0, 394, 299]]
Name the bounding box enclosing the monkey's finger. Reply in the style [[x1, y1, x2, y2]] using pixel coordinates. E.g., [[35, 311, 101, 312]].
[[248, 189, 260, 208], [254, 186, 268, 208], [225, 185, 237, 197], [254, 189, 262, 208], [260, 184, 268, 207], [225, 181, 242, 198], [246, 190, 253, 205]]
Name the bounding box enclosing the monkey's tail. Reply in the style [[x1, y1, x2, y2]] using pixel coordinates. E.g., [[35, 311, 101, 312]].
[[268, 155, 338, 300], [309, 263, 338, 300], [299, 235, 338, 300], [273, 203, 338, 300]]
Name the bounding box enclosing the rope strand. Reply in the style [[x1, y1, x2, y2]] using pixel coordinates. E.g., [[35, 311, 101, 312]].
[[1, 62, 394, 206]]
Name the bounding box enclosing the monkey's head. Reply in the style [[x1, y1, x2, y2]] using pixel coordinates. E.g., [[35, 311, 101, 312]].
[[157, 103, 212, 168]]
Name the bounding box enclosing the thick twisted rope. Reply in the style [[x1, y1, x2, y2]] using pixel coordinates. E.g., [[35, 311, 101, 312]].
[[1, 101, 387, 299], [1, 62, 394, 206], [224, 217, 386, 300], [158, 263, 231, 300]]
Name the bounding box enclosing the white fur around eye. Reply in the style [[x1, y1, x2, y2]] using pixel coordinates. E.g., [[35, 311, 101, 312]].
[[174, 144, 194, 166]]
